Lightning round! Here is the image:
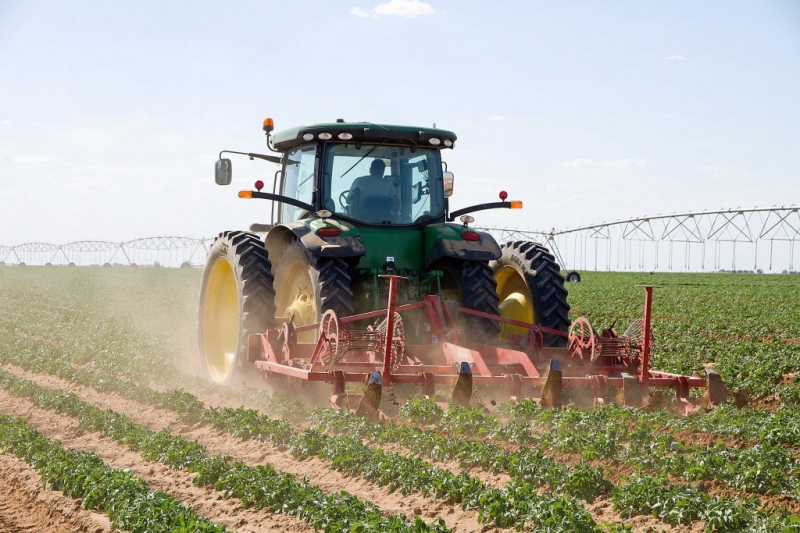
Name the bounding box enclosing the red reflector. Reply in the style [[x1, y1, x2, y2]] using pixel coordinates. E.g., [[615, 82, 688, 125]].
[[316, 227, 341, 237], [461, 231, 480, 241], [255, 180, 264, 191]]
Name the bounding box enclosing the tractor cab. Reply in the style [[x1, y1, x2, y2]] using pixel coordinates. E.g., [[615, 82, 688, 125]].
[[217, 120, 458, 229]]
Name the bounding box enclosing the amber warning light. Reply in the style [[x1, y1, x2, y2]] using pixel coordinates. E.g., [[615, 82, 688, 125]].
[[263, 117, 274, 133]]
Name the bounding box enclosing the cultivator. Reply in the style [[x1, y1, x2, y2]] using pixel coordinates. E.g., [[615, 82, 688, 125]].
[[249, 277, 726, 416]]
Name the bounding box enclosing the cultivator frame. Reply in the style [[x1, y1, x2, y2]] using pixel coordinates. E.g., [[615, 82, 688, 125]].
[[249, 277, 725, 416]]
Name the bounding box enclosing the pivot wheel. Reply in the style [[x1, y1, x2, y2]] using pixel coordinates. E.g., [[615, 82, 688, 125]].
[[273, 240, 354, 343], [491, 241, 571, 347], [198, 231, 276, 385]]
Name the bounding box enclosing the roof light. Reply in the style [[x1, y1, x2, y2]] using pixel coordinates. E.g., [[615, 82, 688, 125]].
[[510, 201, 523, 209], [302, 133, 314, 141], [444, 139, 453, 147], [316, 227, 341, 237], [461, 231, 480, 241], [338, 132, 353, 140], [238, 191, 253, 199], [262, 118, 274, 133], [318, 132, 333, 140], [428, 137, 441, 146]]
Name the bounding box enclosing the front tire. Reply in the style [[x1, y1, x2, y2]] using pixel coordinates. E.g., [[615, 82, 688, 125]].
[[491, 241, 571, 347], [198, 231, 276, 385]]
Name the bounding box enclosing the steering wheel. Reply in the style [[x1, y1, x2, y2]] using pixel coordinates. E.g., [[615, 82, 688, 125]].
[[338, 190, 351, 209]]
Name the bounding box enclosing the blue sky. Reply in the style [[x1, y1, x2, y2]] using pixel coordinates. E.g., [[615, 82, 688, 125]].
[[1, 0, 798, 243]]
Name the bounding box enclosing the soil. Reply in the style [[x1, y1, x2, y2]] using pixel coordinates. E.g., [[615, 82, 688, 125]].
[[0, 453, 110, 533]]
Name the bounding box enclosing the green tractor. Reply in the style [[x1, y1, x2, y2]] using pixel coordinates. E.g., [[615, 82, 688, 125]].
[[199, 119, 570, 386]]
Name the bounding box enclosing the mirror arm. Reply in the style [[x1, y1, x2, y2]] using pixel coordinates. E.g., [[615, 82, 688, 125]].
[[246, 191, 316, 213], [447, 202, 515, 221], [219, 150, 283, 165]]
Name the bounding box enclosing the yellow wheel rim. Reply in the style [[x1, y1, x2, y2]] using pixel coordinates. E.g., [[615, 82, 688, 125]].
[[202, 258, 239, 383], [494, 265, 534, 339], [275, 260, 317, 343]]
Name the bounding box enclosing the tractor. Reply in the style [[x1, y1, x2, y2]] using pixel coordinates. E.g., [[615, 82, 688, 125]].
[[198, 119, 724, 415]]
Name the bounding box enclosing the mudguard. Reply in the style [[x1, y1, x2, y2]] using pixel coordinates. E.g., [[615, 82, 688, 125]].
[[424, 224, 501, 267], [265, 220, 366, 261]]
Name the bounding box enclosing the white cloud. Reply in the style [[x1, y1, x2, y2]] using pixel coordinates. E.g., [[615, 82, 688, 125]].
[[489, 115, 515, 123], [351, 7, 373, 17], [664, 55, 686, 61], [352, 0, 435, 18], [561, 158, 647, 170], [1, 120, 11, 125]]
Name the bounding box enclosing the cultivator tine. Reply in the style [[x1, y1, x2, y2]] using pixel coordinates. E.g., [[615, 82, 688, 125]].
[[356, 371, 383, 422], [451, 362, 473, 407], [701, 368, 727, 409], [540, 359, 562, 408], [622, 374, 644, 407]]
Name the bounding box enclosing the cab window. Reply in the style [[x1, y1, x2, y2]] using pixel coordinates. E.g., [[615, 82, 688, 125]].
[[281, 146, 316, 222]]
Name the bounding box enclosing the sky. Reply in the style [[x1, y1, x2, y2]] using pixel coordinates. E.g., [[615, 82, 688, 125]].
[[1, 0, 799, 244]]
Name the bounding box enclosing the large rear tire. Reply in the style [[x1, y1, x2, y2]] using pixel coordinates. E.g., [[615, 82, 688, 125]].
[[491, 241, 571, 347], [439, 260, 502, 342], [273, 240, 354, 343], [198, 231, 277, 385]]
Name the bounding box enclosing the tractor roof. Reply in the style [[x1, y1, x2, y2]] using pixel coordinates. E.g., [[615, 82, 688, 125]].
[[272, 121, 457, 152]]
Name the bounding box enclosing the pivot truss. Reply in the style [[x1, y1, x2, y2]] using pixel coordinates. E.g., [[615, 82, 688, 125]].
[[482, 205, 800, 272]]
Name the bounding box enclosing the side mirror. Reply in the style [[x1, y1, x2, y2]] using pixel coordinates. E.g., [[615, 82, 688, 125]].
[[443, 171, 454, 198], [215, 159, 232, 185]]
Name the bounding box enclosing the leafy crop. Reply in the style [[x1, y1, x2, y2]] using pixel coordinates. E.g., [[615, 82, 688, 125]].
[[0, 368, 446, 533], [0, 414, 227, 532]]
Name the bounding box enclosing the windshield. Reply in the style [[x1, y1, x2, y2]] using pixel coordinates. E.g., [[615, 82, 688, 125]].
[[322, 143, 444, 225]]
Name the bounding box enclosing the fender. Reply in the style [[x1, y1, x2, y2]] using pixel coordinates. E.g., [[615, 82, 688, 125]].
[[424, 223, 501, 268], [265, 220, 366, 262]]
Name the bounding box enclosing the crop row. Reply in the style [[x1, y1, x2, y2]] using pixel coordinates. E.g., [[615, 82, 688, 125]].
[[0, 368, 445, 533], [0, 413, 228, 533], [4, 353, 799, 533], [0, 366, 606, 532], [3, 331, 799, 504], [402, 398, 800, 498]]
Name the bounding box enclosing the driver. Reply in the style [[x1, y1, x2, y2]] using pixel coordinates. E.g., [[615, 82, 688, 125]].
[[348, 159, 399, 219]]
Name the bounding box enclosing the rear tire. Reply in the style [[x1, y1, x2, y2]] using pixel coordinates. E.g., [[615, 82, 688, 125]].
[[439, 260, 502, 342], [491, 241, 571, 347], [198, 231, 276, 385], [273, 240, 354, 342]]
